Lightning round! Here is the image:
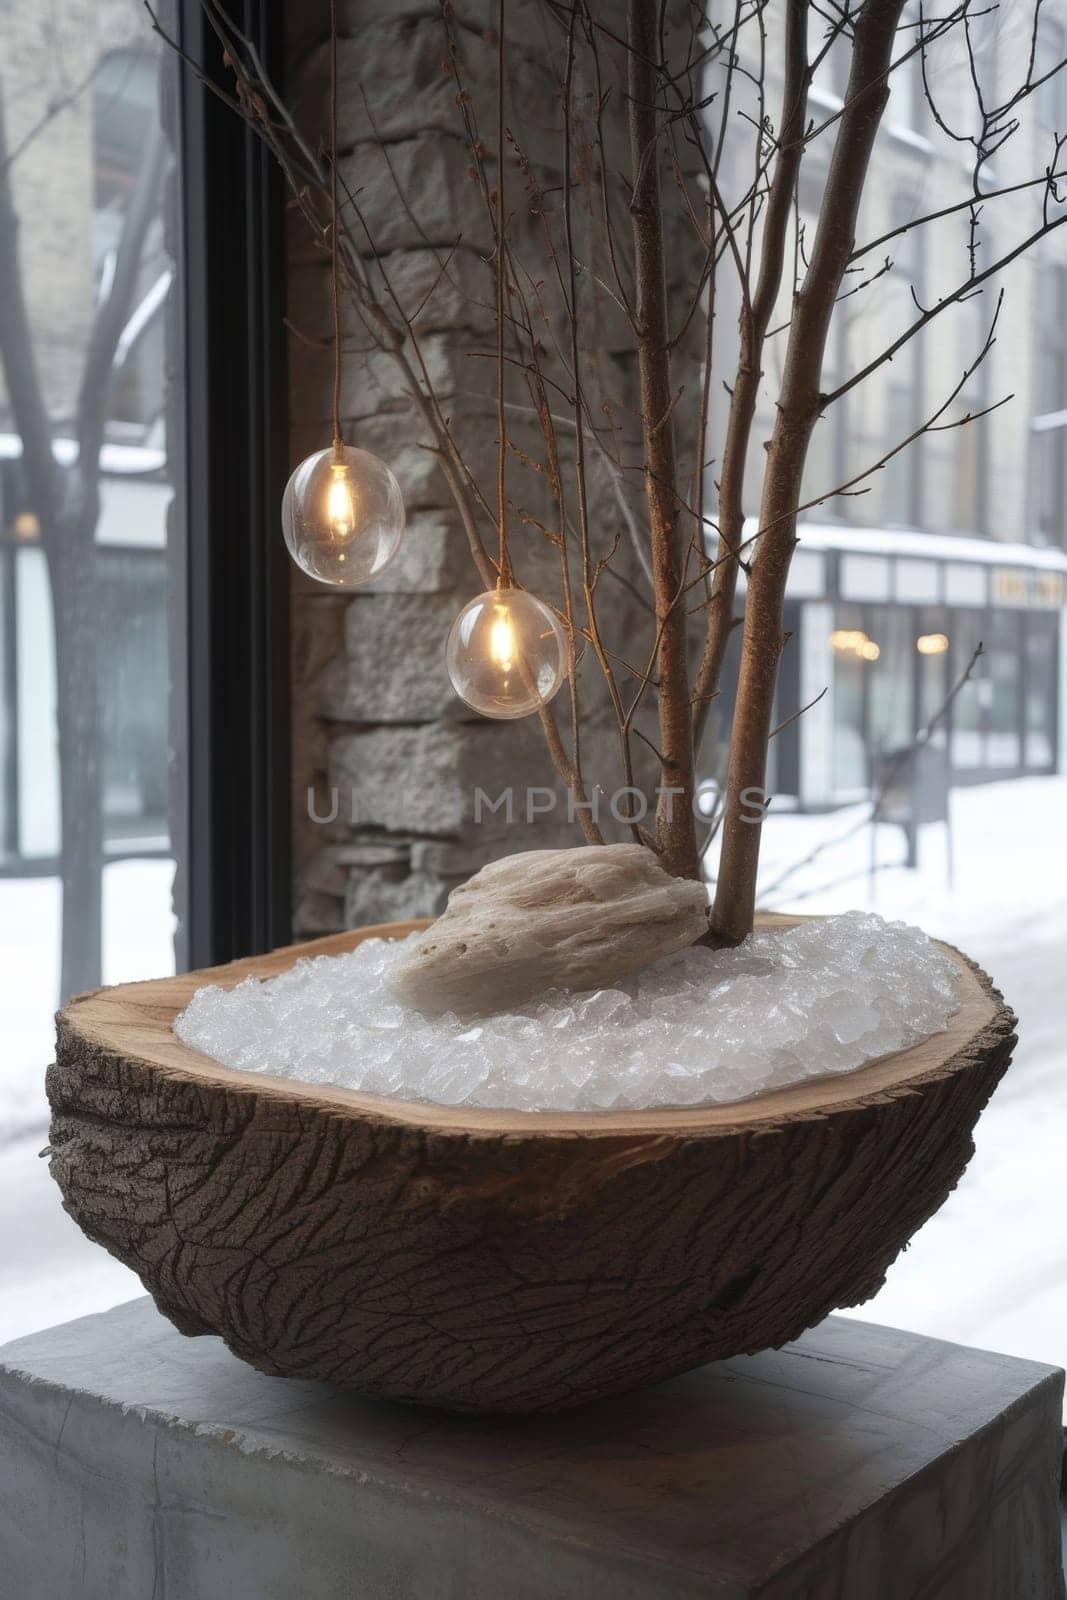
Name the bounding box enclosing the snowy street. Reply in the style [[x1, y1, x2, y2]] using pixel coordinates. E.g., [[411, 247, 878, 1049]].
[[1, 780, 1065, 1387], [753, 775, 1067, 1376], [0, 860, 174, 1340]]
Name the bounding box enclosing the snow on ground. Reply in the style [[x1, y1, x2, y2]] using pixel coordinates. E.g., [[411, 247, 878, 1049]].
[[0, 860, 174, 1345], [0, 858, 177, 1141], [750, 774, 1067, 1379], [1, 784, 1065, 1383]]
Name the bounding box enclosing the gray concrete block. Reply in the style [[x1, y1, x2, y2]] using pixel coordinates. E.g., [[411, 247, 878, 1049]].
[[0, 1299, 1063, 1600], [290, 883, 347, 938], [297, 137, 489, 261], [326, 592, 462, 724], [344, 864, 455, 927], [289, 333, 482, 433], [287, 415, 497, 515], [287, 251, 494, 350], [360, 514, 470, 597], [327, 717, 575, 841]]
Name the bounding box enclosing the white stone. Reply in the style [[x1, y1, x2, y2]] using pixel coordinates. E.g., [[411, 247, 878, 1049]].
[[385, 844, 710, 1016], [174, 911, 961, 1115]]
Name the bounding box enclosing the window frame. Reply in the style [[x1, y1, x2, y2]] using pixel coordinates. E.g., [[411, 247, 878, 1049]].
[[174, 0, 291, 970]]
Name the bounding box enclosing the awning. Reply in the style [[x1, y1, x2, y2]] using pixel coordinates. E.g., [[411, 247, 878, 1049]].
[[709, 518, 1067, 611]]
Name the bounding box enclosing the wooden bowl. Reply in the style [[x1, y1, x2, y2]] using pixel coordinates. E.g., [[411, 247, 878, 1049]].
[[48, 915, 1015, 1414]]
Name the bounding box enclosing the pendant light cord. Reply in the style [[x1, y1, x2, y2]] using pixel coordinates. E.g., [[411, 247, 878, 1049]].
[[331, 0, 343, 457], [495, 0, 510, 588]]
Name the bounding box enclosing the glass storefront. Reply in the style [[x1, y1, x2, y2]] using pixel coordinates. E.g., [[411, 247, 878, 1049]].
[[829, 601, 1058, 793], [1026, 625, 1058, 768]]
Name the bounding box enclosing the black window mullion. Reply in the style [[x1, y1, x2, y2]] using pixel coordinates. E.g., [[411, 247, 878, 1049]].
[[177, 0, 290, 969]]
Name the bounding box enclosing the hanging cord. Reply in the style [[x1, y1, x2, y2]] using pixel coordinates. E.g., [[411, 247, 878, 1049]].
[[330, 0, 344, 457], [495, 0, 510, 589]]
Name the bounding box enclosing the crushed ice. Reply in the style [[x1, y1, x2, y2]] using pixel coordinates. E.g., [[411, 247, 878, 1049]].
[[174, 911, 959, 1113]]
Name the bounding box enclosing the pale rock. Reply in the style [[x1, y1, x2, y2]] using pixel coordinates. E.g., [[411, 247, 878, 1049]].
[[385, 843, 710, 1017]]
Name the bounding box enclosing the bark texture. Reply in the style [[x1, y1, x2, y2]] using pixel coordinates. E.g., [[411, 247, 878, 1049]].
[[48, 919, 1015, 1414]]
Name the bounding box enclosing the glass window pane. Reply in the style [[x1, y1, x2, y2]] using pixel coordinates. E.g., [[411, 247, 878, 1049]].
[[949, 613, 984, 770], [896, 558, 939, 604], [953, 419, 985, 534], [952, 292, 990, 535], [99, 549, 170, 847], [867, 607, 913, 753], [890, 7, 923, 134], [0, 552, 9, 852], [916, 605, 951, 745], [14, 545, 59, 858], [1024, 622, 1056, 769], [984, 613, 1022, 769], [0, 7, 184, 1337], [945, 564, 987, 606], [841, 553, 892, 601], [883, 380, 916, 525], [1038, 23, 1067, 132], [1032, 428, 1066, 547], [831, 603, 869, 792]]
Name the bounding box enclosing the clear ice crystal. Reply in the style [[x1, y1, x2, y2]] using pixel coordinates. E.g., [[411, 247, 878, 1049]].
[[174, 911, 960, 1114]]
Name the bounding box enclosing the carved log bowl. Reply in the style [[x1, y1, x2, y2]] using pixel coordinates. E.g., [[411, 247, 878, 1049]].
[[49, 915, 1016, 1414]]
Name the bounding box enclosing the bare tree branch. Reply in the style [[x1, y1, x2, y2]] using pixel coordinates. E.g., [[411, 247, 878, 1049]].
[[711, 0, 907, 945], [0, 89, 63, 531], [626, 0, 699, 877], [691, 0, 810, 768]]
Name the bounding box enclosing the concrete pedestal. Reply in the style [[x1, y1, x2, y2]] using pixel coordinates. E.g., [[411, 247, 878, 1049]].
[[0, 1297, 1063, 1599]]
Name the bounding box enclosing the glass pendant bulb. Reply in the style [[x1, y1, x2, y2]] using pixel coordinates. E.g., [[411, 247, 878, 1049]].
[[281, 443, 405, 587], [446, 587, 568, 719]]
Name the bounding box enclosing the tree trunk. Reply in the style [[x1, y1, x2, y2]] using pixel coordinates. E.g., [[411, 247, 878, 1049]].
[[0, 89, 161, 999], [52, 533, 103, 1000], [692, 0, 810, 762], [626, 0, 700, 881], [710, 0, 907, 945]]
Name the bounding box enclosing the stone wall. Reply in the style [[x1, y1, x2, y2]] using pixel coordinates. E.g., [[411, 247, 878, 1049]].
[[285, 1, 705, 936]]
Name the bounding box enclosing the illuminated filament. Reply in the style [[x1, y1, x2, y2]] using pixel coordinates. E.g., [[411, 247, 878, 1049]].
[[489, 605, 516, 673], [327, 464, 357, 540]]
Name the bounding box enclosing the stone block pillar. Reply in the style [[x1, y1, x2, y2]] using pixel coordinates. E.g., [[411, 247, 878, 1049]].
[[284, 1, 705, 935]]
